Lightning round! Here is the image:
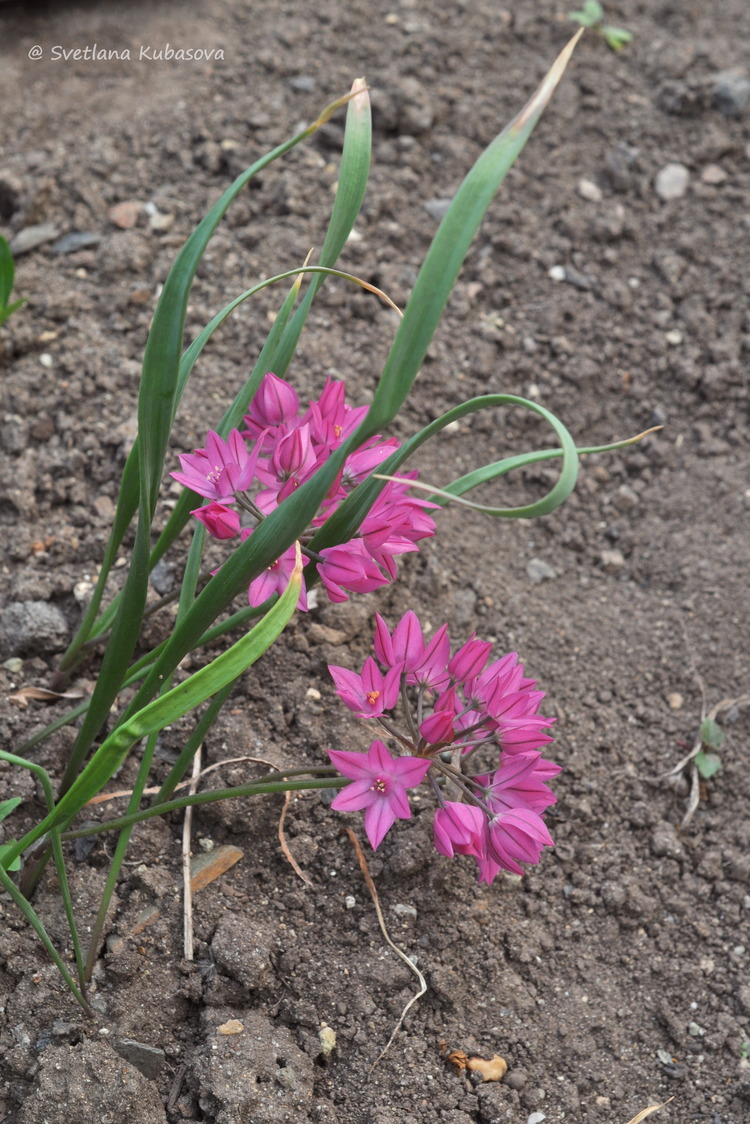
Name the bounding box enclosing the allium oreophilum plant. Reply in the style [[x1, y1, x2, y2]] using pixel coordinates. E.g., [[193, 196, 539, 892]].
[[0, 34, 641, 1011]]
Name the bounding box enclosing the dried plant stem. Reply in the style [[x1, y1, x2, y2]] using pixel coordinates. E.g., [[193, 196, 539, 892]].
[[344, 828, 427, 1074], [278, 791, 313, 886], [182, 746, 202, 960], [623, 1098, 673, 1124]]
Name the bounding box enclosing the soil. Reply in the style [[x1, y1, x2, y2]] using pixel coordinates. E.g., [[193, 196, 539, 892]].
[[1, 0, 750, 1122]]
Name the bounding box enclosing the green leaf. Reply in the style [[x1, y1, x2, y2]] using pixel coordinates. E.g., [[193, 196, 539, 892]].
[[700, 717, 725, 750], [0, 796, 22, 821], [55, 90, 362, 786], [0, 235, 16, 307], [601, 24, 633, 50], [4, 546, 303, 864], [0, 845, 21, 872], [0, 298, 27, 326], [117, 38, 581, 725], [694, 750, 722, 780], [569, 0, 604, 28]]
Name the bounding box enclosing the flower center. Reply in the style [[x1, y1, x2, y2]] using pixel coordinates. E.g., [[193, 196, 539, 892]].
[[370, 776, 388, 794], [365, 690, 381, 707], [206, 465, 224, 484]]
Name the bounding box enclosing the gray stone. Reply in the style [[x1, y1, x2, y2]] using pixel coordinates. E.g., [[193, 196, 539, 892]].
[[51, 231, 101, 254], [0, 600, 68, 657], [651, 821, 684, 860], [9, 222, 61, 255], [655, 163, 690, 201], [526, 558, 557, 584], [424, 197, 452, 222], [712, 68, 750, 117], [112, 1037, 166, 1080]]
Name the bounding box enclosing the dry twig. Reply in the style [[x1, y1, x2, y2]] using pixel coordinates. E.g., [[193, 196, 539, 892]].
[[182, 747, 202, 960], [344, 828, 427, 1074], [623, 1098, 673, 1124], [278, 791, 313, 886]]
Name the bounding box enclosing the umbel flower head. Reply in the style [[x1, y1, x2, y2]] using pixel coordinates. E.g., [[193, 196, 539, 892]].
[[326, 613, 559, 883], [172, 372, 438, 610]]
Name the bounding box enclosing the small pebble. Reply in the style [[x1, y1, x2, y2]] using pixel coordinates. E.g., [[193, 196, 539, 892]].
[[600, 548, 625, 572], [526, 558, 557, 584], [527, 1113, 546, 1124], [666, 692, 684, 710], [504, 1068, 528, 1090], [108, 200, 142, 229], [712, 68, 750, 117], [665, 329, 683, 346], [112, 1037, 165, 1079], [345, 895, 356, 910], [51, 231, 101, 255], [578, 177, 602, 202], [392, 902, 418, 919], [424, 198, 452, 222], [149, 211, 174, 232], [276, 1066, 297, 1090], [9, 222, 61, 255], [701, 163, 728, 185], [655, 163, 690, 201]]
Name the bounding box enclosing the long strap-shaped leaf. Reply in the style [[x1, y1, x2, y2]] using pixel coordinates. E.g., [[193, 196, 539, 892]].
[[117, 34, 582, 716], [56, 89, 368, 789], [4, 548, 302, 865], [57, 83, 366, 675]]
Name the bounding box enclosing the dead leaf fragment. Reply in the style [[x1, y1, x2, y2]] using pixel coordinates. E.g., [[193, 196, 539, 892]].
[[217, 1019, 244, 1036], [624, 1099, 673, 1124], [190, 844, 243, 893], [9, 686, 85, 708], [466, 1055, 508, 1082], [442, 1045, 507, 1082]]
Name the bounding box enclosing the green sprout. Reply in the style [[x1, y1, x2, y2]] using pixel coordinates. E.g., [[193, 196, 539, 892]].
[[568, 0, 633, 51], [0, 797, 23, 871], [665, 692, 749, 826], [694, 716, 724, 780], [0, 234, 27, 327]]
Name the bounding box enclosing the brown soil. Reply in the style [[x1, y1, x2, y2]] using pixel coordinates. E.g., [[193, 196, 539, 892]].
[[1, 1, 750, 1122]]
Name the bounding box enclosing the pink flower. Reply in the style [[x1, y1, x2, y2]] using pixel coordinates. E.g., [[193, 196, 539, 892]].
[[243, 372, 300, 440], [433, 802, 485, 858], [171, 429, 258, 501], [191, 501, 241, 540], [419, 686, 458, 746], [373, 611, 450, 690], [328, 740, 431, 849], [303, 377, 368, 447], [328, 656, 403, 719], [475, 751, 560, 815], [374, 610, 426, 672], [448, 636, 492, 683], [484, 807, 555, 878], [245, 535, 308, 611], [317, 540, 389, 603]]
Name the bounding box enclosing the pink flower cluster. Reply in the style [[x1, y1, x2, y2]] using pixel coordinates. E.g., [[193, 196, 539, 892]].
[[327, 612, 560, 883], [171, 373, 437, 609]]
